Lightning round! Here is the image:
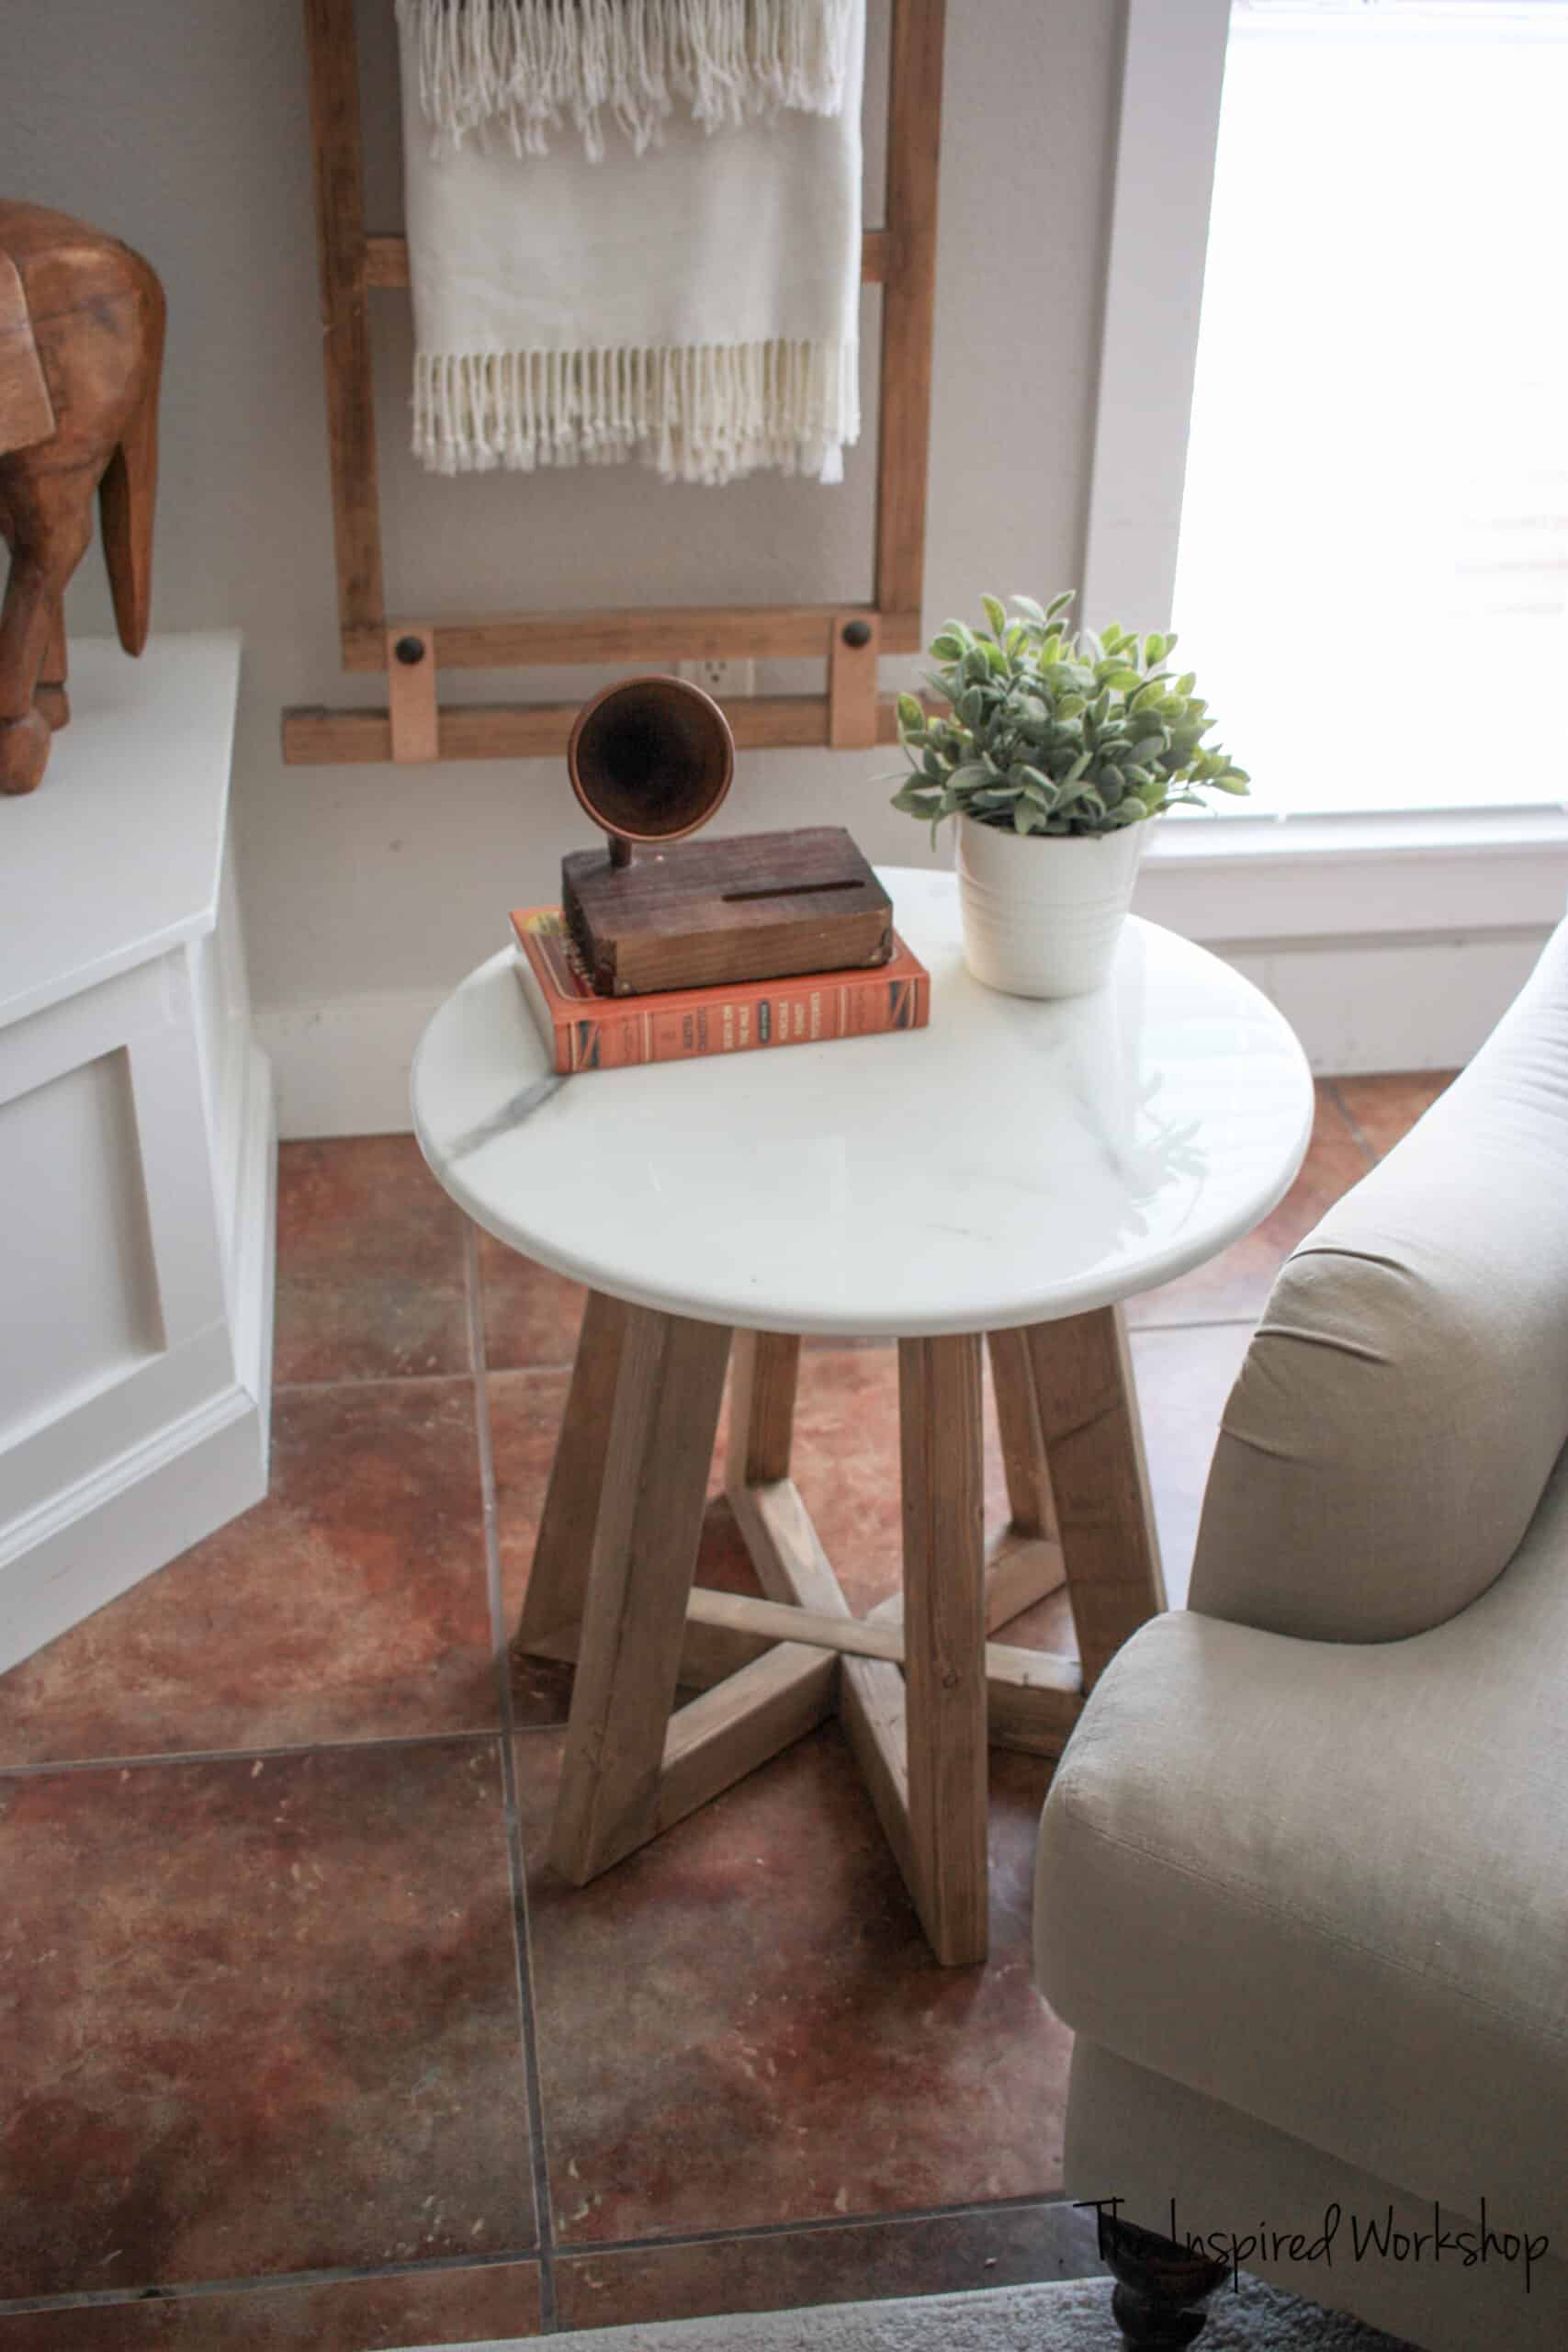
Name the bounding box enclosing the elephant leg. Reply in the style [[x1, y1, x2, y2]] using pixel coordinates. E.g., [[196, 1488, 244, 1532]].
[[36, 597, 68, 730], [99, 276, 164, 659], [0, 477, 95, 796]]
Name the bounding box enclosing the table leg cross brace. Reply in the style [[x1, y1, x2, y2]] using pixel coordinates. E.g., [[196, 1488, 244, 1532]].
[[516, 1307, 1164, 1967]]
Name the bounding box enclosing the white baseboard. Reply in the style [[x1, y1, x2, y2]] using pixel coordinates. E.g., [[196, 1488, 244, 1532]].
[[1217, 929, 1551, 1076], [233, 1039, 278, 1454], [256, 931, 1551, 1138], [0, 1044, 276, 1677], [256, 989, 443, 1140]]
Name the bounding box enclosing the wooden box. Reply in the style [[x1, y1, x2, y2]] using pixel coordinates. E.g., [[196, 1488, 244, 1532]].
[[561, 826, 894, 997]]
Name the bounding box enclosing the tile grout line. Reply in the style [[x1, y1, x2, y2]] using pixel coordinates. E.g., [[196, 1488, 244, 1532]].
[[274, 1364, 580, 1397], [466, 1216, 562, 2333], [547, 2188, 1091, 2264], [273, 1368, 487, 1396], [1319, 1077, 1380, 1168], [0, 2192, 1092, 2317], [0, 2250, 543, 2321], [0, 1728, 505, 1781]]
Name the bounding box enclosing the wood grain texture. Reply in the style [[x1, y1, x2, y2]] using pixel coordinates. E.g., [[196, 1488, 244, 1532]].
[[686, 1589, 907, 1663], [655, 1643, 839, 1845], [36, 599, 67, 728], [871, 1529, 1079, 1758], [303, 0, 385, 648], [0, 252, 53, 453], [874, 0, 945, 618], [898, 1331, 987, 1966], [839, 1653, 916, 1906], [514, 1289, 627, 1656], [987, 1328, 1059, 1545], [984, 1644, 1083, 1758], [548, 1306, 731, 1885], [281, 693, 912, 764], [979, 1525, 1065, 1625], [867, 1528, 1062, 1643], [828, 610, 881, 750], [728, 1476, 847, 1615], [344, 604, 922, 672], [1023, 1305, 1166, 1689], [562, 827, 893, 996], [525, 1605, 771, 1690], [685, 1588, 1077, 1690], [721, 1476, 918, 1895], [725, 1331, 802, 1489], [385, 625, 438, 763]]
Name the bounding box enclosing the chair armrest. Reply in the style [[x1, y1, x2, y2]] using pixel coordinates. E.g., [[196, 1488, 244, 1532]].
[[1033, 1510, 1568, 2251], [1190, 919, 1568, 1643]]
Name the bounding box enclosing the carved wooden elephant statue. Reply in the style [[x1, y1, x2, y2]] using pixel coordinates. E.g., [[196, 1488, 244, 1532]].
[[0, 199, 164, 796]]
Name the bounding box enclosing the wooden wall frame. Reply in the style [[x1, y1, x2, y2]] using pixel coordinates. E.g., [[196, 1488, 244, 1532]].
[[284, 0, 946, 768]]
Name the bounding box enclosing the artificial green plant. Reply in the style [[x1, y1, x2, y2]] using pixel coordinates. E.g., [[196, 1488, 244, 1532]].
[[891, 592, 1249, 839]]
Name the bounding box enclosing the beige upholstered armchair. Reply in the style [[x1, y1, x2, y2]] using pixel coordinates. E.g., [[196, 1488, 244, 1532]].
[[1034, 919, 1568, 2351]]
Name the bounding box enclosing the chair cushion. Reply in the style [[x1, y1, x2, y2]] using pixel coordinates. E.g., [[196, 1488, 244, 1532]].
[[1035, 1445, 1568, 2246], [1191, 916, 1568, 1640]]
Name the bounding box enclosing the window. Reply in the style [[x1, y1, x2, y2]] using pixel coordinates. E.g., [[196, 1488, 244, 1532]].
[[1170, 1, 1568, 817]]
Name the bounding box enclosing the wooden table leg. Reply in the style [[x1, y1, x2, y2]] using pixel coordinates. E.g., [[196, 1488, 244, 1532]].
[[532, 1306, 1136, 1956], [514, 1287, 628, 1659], [987, 1327, 1058, 1542], [985, 1325, 1066, 1624], [898, 1331, 988, 1967], [1022, 1305, 1166, 1690], [549, 1306, 732, 1885], [725, 1329, 803, 1491]]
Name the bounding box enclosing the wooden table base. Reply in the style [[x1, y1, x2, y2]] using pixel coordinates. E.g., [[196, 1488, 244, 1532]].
[[516, 1297, 1166, 1967]]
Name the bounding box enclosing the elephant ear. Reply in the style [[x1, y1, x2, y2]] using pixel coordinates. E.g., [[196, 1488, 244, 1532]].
[[0, 252, 56, 457]]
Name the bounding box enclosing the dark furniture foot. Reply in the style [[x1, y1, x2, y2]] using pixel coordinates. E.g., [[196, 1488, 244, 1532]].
[[1103, 2211, 1230, 2347]]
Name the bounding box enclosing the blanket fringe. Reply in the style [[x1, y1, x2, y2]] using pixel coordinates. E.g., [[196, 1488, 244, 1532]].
[[397, 0, 855, 158], [412, 338, 859, 484]]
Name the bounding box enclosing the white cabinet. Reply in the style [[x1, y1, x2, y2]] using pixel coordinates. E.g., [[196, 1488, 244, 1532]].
[[0, 633, 274, 1672]]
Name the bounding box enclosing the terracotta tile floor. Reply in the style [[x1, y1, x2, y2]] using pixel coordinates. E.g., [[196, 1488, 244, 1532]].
[[0, 1074, 1450, 2346]]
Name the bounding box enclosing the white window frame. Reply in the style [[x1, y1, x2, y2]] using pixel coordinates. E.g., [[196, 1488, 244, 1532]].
[[1094, 0, 1568, 948]]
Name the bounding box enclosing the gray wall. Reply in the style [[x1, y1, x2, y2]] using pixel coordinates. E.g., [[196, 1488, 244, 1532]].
[[6, 1, 1123, 1020]]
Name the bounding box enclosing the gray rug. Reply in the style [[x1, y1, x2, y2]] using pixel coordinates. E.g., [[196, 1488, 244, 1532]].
[[400, 2274, 1416, 2351]]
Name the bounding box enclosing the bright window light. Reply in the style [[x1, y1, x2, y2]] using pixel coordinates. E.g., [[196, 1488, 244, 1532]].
[[1171, 1, 1568, 816]]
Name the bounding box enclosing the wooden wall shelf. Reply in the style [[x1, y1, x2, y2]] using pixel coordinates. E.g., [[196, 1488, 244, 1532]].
[[285, 0, 945, 768]]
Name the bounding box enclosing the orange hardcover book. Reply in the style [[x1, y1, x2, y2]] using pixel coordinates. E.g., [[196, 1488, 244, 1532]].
[[510, 906, 930, 1074]]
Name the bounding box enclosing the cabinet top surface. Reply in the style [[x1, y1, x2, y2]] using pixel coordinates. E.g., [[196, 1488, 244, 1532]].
[[0, 634, 242, 1030], [412, 866, 1314, 1339]]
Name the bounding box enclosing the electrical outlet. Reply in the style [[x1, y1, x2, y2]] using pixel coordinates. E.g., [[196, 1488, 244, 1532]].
[[678, 656, 755, 698]]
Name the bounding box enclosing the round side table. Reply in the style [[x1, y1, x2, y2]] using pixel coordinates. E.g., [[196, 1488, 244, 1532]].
[[413, 866, 1314, 1966]]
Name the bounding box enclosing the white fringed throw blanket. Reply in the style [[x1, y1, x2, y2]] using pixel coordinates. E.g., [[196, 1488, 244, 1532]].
[[395, 0, 865, 485]]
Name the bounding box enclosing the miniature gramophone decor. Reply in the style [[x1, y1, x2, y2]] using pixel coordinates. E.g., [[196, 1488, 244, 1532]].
[[562, 674, 895, 997]]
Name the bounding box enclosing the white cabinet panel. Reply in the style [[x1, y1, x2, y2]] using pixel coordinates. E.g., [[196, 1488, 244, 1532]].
[[0, 636, 274, 1672], [0, 1049, 161, 1448]]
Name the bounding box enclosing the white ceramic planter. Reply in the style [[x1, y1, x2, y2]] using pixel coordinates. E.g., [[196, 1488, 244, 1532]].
[[954, 812, 1146, 998]]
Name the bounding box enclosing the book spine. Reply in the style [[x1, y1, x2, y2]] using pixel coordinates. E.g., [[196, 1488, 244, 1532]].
[[518, 953, 928, 1073]]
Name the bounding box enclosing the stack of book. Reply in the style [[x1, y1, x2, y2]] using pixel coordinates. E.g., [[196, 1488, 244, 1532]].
[[511, 907, 931, 1075]]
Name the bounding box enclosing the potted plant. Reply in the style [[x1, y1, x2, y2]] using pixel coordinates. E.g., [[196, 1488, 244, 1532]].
[[890, 592, 1249, 997]]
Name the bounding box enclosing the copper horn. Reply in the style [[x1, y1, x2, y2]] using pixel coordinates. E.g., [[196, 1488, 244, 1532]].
[[567, 673, 735, 871]]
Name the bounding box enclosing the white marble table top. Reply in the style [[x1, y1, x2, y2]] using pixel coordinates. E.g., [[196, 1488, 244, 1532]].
[[412, 866, 1314, 1339]]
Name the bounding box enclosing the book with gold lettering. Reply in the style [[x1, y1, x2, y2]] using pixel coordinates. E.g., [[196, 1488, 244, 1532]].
[[510, 907, 930, 1075]]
